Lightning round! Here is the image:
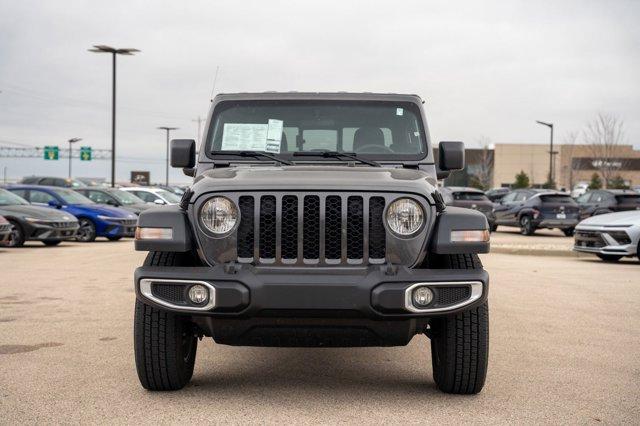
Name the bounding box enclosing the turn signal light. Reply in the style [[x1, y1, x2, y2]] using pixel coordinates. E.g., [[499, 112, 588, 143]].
[[135, 227, 173, 240], [450, 230, 490, 242]]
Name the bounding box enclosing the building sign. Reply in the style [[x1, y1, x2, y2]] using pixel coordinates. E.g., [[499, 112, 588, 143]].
[[43, 146, 59, 160], [572, 158, 640, 171], [131, 171, 150, 186]]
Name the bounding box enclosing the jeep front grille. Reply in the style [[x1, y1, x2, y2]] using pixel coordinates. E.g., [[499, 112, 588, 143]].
[[236, 193, 386, 265]]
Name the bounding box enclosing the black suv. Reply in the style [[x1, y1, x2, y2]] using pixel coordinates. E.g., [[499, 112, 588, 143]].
[[494, 189, 579, 235], [132, 92, 491, 394], [20, 176, 86, 188], [576, 189, 640, 219], [440, 187, 496, 231]]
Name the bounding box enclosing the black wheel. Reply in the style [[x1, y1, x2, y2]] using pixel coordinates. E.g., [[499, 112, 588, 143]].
[[42, 240, 62, 246], [489, 223, 498, 232], [519, 215, 535, 236], [596, 254, 623, 262], [107, 236, 123, 241], [134, 252, 198, 391], [562, 228, 575, 237], [428, 253, 489, 394], [76, 218, 96, 242], [7, 220, 25, 247]]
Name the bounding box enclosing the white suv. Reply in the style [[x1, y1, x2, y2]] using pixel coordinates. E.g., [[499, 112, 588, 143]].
[[120, 187, 181, 205]]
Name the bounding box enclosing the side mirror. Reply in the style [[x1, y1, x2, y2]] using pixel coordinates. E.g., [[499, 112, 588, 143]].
[[106, 199, 118, 206], [154, 199, 166, 205], [47, 200, 62, 208], [438, 141, 465, 174], [171, 139, 196, 169]]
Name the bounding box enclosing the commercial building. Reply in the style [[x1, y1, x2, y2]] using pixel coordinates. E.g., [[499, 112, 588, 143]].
[[443, 143, 640, 190]]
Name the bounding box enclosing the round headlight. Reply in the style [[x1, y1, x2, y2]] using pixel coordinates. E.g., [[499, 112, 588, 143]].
[[386, 198, 424, 236], [200, 197, 238, 234]]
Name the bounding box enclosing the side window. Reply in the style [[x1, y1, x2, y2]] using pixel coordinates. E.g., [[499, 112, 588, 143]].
[[576, 193, 590, 203], [29, 190, 56, 204], [10, 189, 28, 199], [40, 178, 55, 186], [501, 193, 517, 203], [592, 192, 604, 203], [87, 191, 109, 204], [54, 178, 68, 187], [301, 129, 337, 151], [135, 191, 158, 203], [516, 192, 529, 202]]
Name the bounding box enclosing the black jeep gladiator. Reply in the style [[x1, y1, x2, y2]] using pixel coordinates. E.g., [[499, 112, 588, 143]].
[[133, 93, 490, 394]]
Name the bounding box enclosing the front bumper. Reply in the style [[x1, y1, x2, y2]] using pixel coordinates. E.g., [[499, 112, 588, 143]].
[[26, 223, 78, 241], [534, 216, 579, 229], [573, 228, 637, 256], [134, 265, 489, 319], [100, 223, 137, 238]]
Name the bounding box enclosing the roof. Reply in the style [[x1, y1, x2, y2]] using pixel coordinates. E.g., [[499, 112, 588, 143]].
[[604, 189, 639, 194], [442, 186, 485, 193], [213, 92, 424, 103]]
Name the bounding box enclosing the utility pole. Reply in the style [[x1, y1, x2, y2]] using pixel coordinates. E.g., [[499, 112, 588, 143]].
[[192, 116, 204, 145], [158, 127, 178, 186], [89, 45, 140, 187], [536, 120, 555, 185], [68, 137, 82, 178]]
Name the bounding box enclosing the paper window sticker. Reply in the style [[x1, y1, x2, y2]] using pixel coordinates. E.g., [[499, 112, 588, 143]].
[[221, 123, 268, 151], [396, 108, 403, 116]]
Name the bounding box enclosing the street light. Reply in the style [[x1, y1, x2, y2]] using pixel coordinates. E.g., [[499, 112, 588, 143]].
[[536, 120, 555, 184], [88, 45, 140, 187], [68, 137, 82, 178], [158, 127, 179, 186]]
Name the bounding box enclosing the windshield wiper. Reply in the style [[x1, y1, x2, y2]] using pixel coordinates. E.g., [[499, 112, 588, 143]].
[[293, 151, 381, 167], [212, 150, 293, 166]]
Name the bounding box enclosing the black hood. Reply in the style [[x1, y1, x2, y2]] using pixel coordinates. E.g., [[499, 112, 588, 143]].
[[0, 204, 77, 221]]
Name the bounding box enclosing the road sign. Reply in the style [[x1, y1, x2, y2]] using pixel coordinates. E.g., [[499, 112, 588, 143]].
[[43, 146, 59, 160], [80, 146, 92, 161]]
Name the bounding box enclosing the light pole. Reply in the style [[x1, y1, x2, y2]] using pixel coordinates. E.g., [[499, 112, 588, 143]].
[[158, 127, 178, 186], [536, 120, 554, 184], [88, 45, 140, 187], [68, 137, 82, 178]]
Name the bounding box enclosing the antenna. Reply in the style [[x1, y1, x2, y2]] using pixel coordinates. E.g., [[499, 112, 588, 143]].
[[210, 66, 220, 102]]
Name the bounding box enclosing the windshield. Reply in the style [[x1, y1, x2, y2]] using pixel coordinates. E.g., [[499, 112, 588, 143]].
[[453, 192, 488, 201], [53, 188, 94, 204], [156, 190, 181, 203], [0, 189, 29, 205], [207, 101, 427, 161], [109, 189, 144, 205]]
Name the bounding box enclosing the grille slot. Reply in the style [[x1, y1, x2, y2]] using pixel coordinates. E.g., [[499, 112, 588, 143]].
[[234, 193, 391, 265], [151, 283, 186, 304], [435, 286, 471, 306]]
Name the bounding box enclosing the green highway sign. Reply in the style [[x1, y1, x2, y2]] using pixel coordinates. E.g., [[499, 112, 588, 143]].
[[44, 146, 59, 160], [80, 146, 92, 161]]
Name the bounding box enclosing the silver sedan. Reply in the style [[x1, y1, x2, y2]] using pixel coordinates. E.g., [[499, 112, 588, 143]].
[[574, 210, 640, 262]]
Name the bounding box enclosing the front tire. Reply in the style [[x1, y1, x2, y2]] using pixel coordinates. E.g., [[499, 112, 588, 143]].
[[7, 220, 25, 247], [134, 251, 199, 391], [519, 215, 535, 236], [107, 236, 123, 241], [42, 240, 62, 246], [562, 228, 575, 237], [76, 218, 96, 242], [428, 253, 489, 394]]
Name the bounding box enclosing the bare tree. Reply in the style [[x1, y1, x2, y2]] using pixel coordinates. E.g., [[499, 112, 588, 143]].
[[474, 136, 494, 190], [562, 131, 578, 190], [583, 113, 627, 187]]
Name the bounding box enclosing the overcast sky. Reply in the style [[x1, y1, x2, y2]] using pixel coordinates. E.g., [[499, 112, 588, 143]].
[[1, 0, 639, 183]]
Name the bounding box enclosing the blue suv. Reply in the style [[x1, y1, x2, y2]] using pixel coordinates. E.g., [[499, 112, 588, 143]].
[[7, 185, 138, 242]]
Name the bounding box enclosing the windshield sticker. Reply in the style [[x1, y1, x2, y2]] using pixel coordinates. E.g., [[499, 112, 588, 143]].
[[265, 119, 283, 153], [221, 123, 268, 151], [396, 108, 403, 116]]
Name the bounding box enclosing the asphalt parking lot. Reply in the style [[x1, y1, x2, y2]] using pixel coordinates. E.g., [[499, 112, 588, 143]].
[[1, 233, 639, 424]]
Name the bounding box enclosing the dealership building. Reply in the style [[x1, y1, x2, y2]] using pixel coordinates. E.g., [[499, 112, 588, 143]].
[[444, 143, 640, 190]]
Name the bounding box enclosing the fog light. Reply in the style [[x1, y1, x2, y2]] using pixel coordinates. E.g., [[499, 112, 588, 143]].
[[188, 285, 209, 304], [412, 286, 434, 307]]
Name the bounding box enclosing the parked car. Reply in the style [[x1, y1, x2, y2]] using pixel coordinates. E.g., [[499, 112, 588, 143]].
[[0, 188, 79, 247], [574, 210, 640, 262], [6, 185, 137, 242], [0, 215, 11, 244], [20, 176, 87, 188], [440, 187, 496, 231], [75, 188, 152, 215], [132, 92, 491, 394], [571, 182, 589, 199], [576, 189, 640, 220], [484, 187, 510, 203], [76, 177, 110, 187], [493, 189, 580, 235], [120, 187, 181, 205], [155, 185, 186, 196]]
